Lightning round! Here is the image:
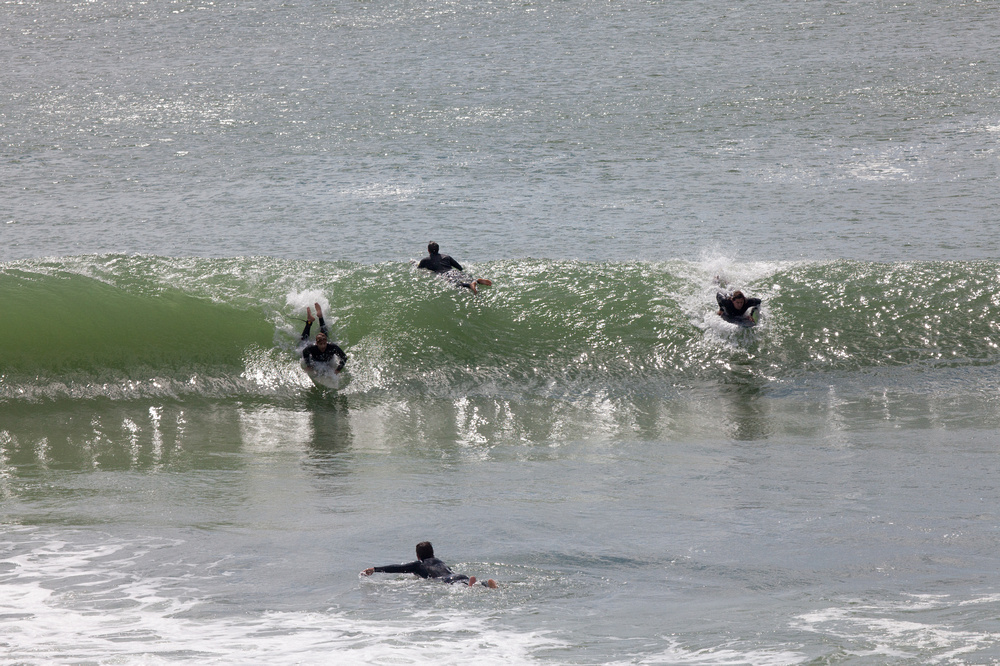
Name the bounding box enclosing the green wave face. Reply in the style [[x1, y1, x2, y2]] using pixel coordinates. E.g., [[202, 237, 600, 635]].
[[1, 269, 273, 375], [2, 255, 998, 403], [762, 261, 999, 374]]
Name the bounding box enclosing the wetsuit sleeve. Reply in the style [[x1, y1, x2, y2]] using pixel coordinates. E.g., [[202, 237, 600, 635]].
[[417, 258, 431, 270], [448, 256, 463, 271], [373, 560, 426, 577], [331, 344, 347, 372], [747, 298, 762, 309], [314, 316, 345, 371]]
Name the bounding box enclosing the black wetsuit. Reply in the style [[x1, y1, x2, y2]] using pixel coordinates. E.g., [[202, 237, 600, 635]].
[[717, 292, 762, 319], [300, 317, 347, 372], [417, 252, 475, 290], [372, 557, 470, 584], [417, 252, 464, 274]]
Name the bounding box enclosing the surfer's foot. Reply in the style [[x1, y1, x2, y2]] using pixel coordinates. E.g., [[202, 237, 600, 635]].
[[485, 579, 498, 589], [476, 278, 493, 286], [469, 282, 478, 295], [467, 577, 477, 586]]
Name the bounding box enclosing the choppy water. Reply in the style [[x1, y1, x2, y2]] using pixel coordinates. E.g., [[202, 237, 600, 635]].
[[3, 0, 1000, 664], [3, 0, 1000, 263]]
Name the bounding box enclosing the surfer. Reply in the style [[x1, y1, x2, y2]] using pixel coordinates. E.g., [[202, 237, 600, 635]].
[[417, 242, 493, 294], [717, 290, 761, 324], [300, 303, 347, 375], [360, 541, 498, 589]]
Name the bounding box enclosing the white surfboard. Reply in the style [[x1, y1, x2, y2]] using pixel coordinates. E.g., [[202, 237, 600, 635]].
[[302, 362, 341, 390]]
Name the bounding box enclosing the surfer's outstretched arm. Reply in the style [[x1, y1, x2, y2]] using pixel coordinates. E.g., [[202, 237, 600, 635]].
[[331, 343, 347, 374], [716, 292, 728, 316], [361, 566, 497, 588], [361, 541, 498, 588]]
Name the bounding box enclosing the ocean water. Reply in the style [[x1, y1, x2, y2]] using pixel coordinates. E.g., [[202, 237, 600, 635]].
[[3, 1, 1000, 664]]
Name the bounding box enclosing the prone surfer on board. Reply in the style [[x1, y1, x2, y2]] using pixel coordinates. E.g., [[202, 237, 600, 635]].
[[361, 541, 498, 588], [717, 290, 761, 326], [301, 303, 347, 375], [417, 242, 493, 294]]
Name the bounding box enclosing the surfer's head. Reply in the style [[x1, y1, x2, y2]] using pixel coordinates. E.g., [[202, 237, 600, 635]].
[[416, 541, 434, 560], [315, 332, 328, 348], [427, 241, 439, 255], [731, 291, 746, 305]]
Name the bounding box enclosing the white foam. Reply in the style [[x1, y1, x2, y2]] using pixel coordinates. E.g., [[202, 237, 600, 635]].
[[671, 254, 799, 349], [601, 638, 805, 666], [792, 595, 1000, 662], [285, 290, 330, 317], [1, 534, 560, 665]]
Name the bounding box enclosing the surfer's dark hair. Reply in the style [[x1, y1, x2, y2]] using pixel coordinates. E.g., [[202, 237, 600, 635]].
[[731, 291, 745, 300], [428, 242, 439, 254], [416, 541, 434, 560]]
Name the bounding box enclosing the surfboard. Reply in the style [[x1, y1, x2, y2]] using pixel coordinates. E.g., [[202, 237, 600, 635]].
[[309, 371, 340, 390], [412, 260, 491, 294], [302, 361, 341, 390], [720, 306, 758, 328]]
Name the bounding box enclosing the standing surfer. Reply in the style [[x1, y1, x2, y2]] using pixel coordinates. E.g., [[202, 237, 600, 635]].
[[417, 242, 493, 294]]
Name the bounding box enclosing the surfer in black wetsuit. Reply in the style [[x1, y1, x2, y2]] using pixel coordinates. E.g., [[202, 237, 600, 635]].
[[417, 242, 493, 294], [717, 290, 762, 323], [300, 303, 347, 374], [361, 541, 498, 588]]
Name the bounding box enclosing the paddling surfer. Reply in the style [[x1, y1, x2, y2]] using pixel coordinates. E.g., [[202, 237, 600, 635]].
[[716, 290, 761, 324], [417, 242, 493, 294], [360, 541, 498, 588], [300, 303, 347, 375]]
